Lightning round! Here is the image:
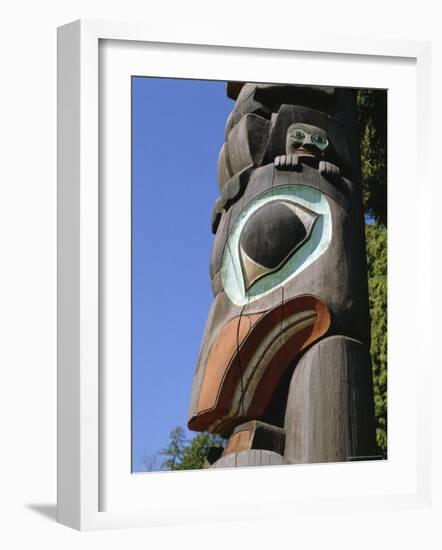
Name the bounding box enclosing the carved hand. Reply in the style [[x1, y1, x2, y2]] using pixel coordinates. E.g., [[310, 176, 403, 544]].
[[319, 160, 341, 181], [274, 155, 301, 171]]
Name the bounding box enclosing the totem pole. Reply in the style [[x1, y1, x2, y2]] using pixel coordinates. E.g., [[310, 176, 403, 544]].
[[188, 83, 377, 467]]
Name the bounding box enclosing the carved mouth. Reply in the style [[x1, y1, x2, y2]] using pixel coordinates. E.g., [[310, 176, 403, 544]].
[[294, 147, 321, 158], [188, 295, 330, 435]]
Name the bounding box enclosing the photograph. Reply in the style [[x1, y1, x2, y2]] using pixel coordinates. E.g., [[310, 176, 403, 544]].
[[131, 77, 387, 472]]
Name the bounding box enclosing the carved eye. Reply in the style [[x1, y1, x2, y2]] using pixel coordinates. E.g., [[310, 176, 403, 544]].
[[289, 128, 307, 143], [312, 133, 329, 150], [238, 200, 318, 290]]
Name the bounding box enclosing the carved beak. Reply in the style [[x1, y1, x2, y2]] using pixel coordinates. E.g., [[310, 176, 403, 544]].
[[188, 295, 330, 435]]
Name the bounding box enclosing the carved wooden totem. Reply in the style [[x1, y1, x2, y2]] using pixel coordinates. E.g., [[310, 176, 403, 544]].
[[188, 83, 377, 467]]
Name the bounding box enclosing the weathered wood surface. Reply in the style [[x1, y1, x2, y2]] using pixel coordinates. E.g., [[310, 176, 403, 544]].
[[284, 335, 377, 464], [222, 420, 285, 456], [226, 113, 270, 177], [217, 142, 233, 193], [188, 294, 331, 434], [212, 450, 285, 468], [188, 82, 377, 465]]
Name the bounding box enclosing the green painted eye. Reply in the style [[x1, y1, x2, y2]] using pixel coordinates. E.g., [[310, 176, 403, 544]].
[[290, 128, 306, 142], [312, 133, 329, 150]]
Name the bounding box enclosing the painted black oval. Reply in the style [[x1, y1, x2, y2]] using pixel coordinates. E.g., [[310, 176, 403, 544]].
[[240, 202, 307, 269]]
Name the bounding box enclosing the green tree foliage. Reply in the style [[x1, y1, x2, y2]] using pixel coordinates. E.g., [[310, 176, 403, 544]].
[[160, 427, 224, 471], [159, 426, 187, 470], [178, 432, 224, 470], [365, 224, 387, 454], [357, 89, 387, 226], [358, 88, 388, 454]]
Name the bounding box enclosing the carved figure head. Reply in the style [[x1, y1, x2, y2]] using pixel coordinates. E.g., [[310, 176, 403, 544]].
[[286, 123, 329, 159]]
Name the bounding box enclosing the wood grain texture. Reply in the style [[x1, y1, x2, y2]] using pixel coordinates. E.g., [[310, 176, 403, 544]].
[[223, 420, 285, 456], [226, 113, 270, 176], [196, 314, 261, 415], [210, 196, 223, 234], [209, 206, 232, 279], [224, 83, 272, 139], [223, 429, 252, 455], [284, 335, 377, 464], [211, 450, 285, 468], [217, 142, 233, 192], [187, 291, 242, 421]]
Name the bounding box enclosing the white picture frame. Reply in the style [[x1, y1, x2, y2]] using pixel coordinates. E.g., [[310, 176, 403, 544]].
[[57, 19, 433, 531]]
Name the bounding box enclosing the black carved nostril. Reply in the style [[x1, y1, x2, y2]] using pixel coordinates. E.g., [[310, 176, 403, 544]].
[[240, 202, 308, 269]]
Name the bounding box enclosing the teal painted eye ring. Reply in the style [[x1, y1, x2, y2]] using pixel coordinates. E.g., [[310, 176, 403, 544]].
[[220, 185, 332, 306], [289, 128, 307, 143], [312, 133, 329, 150]]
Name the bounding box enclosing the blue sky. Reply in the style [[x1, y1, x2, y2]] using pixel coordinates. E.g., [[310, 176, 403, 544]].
[[131, 77, 233, 472]]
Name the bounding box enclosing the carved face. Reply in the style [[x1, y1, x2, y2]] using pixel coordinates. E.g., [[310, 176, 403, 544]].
[[286, 123, 329, 158], [188, 174, 333, 436]]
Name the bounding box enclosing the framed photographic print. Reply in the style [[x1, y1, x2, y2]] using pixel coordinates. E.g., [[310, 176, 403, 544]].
[[57, 19, 432, 530], [130, 76, 387, 473]]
